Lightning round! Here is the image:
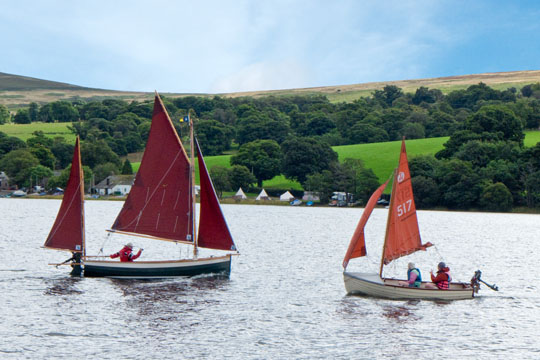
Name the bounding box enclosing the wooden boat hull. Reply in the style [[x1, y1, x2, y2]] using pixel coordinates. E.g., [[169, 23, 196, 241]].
[[83, 255, 232, 278], [343, 272, 475, 300]]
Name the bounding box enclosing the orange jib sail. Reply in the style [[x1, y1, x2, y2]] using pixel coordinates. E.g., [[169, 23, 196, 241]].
[[382, 139, 432, 264], [196, 139, 237, 251], [111, 94, 193, 242], [343, 180, 389, 269], [44, 137, 84, 252]]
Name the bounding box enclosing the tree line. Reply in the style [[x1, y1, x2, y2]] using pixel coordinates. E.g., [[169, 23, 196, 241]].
[[0, 82, 540, 211]]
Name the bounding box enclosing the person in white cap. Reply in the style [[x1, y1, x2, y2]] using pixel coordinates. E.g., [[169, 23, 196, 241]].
[[110, 242, 143, 262]]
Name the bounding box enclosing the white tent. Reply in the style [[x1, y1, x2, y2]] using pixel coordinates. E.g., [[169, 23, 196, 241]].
[[279, 191, 294, 201], [233, 187, 247, 200], [256, 189, 270, 201]]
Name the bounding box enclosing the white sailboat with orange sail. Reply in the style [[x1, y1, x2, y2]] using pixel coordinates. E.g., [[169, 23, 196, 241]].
[[44, 93, 238, 278], [343, 139, 492, 300]]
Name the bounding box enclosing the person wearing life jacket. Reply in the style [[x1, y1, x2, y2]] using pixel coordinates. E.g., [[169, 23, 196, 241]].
[[426, 262, 452, 289], [110, 242, 142, 262], [399, 262, 422, 287]]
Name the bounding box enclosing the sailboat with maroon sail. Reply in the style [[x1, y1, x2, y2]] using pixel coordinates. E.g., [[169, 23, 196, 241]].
[[342, 139, 478, 300], [44, 93, 238, 278]]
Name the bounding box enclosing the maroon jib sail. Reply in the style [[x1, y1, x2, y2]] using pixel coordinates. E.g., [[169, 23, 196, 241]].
[[111, 94, 193, 242], [196, 139, 236, 251], [44, 136, 85, 252]]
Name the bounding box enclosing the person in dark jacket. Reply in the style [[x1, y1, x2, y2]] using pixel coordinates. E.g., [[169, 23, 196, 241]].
[[110, 242, 142, 262], [425, 262, 452, 289]]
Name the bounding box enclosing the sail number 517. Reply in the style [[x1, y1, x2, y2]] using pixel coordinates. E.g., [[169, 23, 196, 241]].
[[397, 200, 412, 217]]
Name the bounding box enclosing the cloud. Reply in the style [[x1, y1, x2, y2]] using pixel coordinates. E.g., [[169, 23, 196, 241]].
[[2, 1, 536, 92]]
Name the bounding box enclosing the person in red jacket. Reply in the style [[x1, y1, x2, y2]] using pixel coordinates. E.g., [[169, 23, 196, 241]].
[[110, 242, 142, 262], [425, 262, 452, 289]]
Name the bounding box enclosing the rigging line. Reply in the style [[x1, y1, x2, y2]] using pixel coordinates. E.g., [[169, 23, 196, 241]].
[[98, 232, 112, 255], [46, 183, 82, 245], [115, 150, 184, 230]]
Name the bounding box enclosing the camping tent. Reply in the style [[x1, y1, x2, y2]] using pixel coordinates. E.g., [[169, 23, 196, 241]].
[[233, 187, 247, 200], [256, 189, 270, 201], [279, 191, 294, 201]]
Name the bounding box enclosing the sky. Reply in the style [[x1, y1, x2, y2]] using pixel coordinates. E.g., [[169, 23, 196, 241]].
[[1, 1, 540, 93]]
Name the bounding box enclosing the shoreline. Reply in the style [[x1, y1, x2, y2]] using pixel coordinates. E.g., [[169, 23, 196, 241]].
[[9, 194, 540, 214]]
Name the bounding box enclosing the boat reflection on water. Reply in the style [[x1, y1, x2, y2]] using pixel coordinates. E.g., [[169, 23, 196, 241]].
[[381, 304, 419, 322], [110, 274, 231, 301], [44, 277, 84, 296]]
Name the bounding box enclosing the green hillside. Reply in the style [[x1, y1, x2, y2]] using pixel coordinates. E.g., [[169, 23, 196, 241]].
[[130, 131, 540, 190]]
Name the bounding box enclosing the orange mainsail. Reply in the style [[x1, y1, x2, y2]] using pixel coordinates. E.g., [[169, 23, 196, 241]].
[[342, 180, 389, 268], [44, 136, 85, 252], [382, 139, 432, 265]]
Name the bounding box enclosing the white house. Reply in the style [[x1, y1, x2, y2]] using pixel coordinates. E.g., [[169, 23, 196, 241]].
[[95, 175, 134, 196]]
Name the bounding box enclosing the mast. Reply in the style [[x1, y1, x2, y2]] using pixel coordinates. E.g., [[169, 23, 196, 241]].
[[379, 169, 397, 277], [80, 140, 86, 258], [189, 110, 198, 257]]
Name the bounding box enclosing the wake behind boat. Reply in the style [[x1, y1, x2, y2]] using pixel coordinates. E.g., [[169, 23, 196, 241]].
[[44, 93, 238, 278], [342, 139, 494, 300]]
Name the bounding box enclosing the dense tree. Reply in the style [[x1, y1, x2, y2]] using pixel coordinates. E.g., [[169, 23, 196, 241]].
[[0, 149, 40, 186], [29, 145, 56, 169], [209, 165, 231, 198], [81, 140, 121, 169], [14, 109, 31, 124], [304, 170, 335, 203], [0, 105, 10, 124], [411, 175, 441, 208], [195, 120, 234, 155], [229, 165, 257, 192], [50, 137, 74, 169], [231, 140, 282, 187], [51, 101, 79, 122], [28, 165, 53, 189], [412, 86, 442, 105], [479, 182, 513, 212], [434, 159, 487, 209], [236, 108, 290, 145], [121, 159, 133, 175], [281, 137, 338, 184], [28, 102, 38, 122], [0, 132, 26, 158], [465, 104, 524, 145], [48, 164, 93, 190], [373, 85, 403, 107]]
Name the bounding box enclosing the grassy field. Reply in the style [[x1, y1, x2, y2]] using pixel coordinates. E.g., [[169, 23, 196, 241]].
[[131, 131, 540, 190], [0, 122, 75, 141]]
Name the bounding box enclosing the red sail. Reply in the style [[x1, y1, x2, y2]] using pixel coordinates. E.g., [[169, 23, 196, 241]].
[[196, 139, 236, 251], [382, 139, 432, 264], [342, 180, 389, 269], [44, 137, 84, 252], [111, 94, 193, 242]]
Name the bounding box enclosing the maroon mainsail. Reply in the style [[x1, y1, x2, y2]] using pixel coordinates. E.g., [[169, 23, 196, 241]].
[[44, 136, 85, 252], [111, 93, 236, 252], [111, 94, 193, 242], [196, 139, 236, 251]]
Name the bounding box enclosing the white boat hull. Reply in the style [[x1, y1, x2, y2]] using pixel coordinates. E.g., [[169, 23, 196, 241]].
[[344, 272, 475, 300], [83, 255, 233, 278]]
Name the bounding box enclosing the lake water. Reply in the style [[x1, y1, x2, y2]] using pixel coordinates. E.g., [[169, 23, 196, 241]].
[[0, 199, 539, 359]]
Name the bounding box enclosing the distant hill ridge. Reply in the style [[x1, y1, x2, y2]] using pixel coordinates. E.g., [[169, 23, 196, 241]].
[[0, 72, 90, 91], [1, 69, 540, 108]]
